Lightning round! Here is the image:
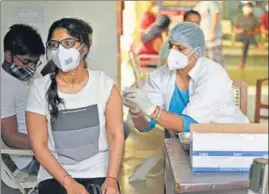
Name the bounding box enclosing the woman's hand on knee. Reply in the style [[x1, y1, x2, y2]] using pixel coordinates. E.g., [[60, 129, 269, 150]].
[[101, 178, 119, 194], [64, 177, 89, 194]]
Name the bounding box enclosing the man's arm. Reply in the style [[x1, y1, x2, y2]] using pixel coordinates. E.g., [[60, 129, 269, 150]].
[[1, 115, 31, 149], [209, 2, 221, 40], [248, 26, 260, 35], [1, 88, 31, 149], [247, 17, 260, 35], [233, 16, 244, 34], [211, 13, 220, 39]]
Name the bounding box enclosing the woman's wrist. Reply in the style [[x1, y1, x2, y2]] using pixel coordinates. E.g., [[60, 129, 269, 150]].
[[129, 109, 143, 118], [106, 176, 118, 182], [150, 106, 160, 120], [61, 174, 74, 189]]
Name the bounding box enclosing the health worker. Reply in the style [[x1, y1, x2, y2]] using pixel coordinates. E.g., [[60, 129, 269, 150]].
[[123, 22, 249, 133]]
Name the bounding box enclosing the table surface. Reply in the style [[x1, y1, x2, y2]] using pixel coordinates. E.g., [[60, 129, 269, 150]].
[[164, 138, 250, 193]]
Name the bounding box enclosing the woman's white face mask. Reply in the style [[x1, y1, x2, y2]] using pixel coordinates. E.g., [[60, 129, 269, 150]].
[[167, 49, 195, 71], [51, 44, 84, 72]]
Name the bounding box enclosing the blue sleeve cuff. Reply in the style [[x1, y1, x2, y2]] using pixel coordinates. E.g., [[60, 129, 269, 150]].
[[140, 115, 196, 133], [180, 114, 198, 132], [139, 119, 157, 133]]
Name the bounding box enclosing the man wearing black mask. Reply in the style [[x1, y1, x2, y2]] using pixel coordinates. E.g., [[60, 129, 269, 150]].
[[1, 24, 45, 174]]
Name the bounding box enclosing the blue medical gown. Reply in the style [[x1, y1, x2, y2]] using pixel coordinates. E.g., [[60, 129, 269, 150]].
[[147, 84, 197, 132]]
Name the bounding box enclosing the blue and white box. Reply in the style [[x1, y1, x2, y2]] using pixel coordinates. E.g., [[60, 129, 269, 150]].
[[190, 124, 268, 172]]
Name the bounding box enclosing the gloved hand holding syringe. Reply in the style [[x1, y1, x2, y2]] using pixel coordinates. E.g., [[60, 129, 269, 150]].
[[122, 81, 157, 117]]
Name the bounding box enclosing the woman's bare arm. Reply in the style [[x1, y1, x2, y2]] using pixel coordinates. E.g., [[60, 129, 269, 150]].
[[26, 112, 75, 188], [105, 85, 125, 178]]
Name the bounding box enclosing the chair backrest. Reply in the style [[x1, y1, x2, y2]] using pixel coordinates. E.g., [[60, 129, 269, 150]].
[[232, 80, 248, 115], [1, 135, 36, 193], [136, 54, 159, 67], [129, 43, 159, 67], [254, 77, 269, 123], [221, 20, 232, 35]]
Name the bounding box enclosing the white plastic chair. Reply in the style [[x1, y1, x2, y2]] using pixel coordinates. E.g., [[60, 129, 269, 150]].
[[1, 138, 38, 194], [221, 20, 233, 47]]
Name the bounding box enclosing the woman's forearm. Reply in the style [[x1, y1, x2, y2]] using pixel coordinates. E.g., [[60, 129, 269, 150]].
[[33, 145, 71, 187], [150, 107, 184, 132], [131, 108, 184, 132], [106, 129, 124, 178], [130, 111, 150, 130]]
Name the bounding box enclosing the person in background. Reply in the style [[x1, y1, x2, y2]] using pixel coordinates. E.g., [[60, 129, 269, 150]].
[[159, 10, 201, 66], [194, 1, 224, 66], [183, 9, 201, 25], [137, 15, 171, 67], [1, 24, 45, 173], [234, 2, 262, 69], [123, 23, 249, 135], [41, 20, 93, 76], [26, 18, 124, 194], [260, 1, 268, 37], [140, 1, 158, 33]]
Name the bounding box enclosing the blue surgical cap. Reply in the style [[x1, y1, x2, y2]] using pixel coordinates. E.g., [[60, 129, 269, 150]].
[[169, 22, 205, 57]]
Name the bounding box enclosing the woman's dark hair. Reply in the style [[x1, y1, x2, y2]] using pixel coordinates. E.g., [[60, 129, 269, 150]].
[[46, 18, 91, 124], [78, 19, 93, 46], [142, 15, 171, 43], [183, 10, 201, 21]]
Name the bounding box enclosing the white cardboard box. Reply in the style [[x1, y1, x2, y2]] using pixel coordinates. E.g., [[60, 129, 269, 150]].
[[190, 124, 268, 172]]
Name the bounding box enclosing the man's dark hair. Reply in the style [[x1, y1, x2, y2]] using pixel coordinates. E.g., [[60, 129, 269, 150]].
[[183, 10, 201, 21], [4, 24, 45, 56], [245, 2, 254, 7]]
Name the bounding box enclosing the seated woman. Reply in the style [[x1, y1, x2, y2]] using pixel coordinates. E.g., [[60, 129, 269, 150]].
[[137, 15, 171, 67], [26, 18, 124, 194], [233, 2, 263, 69], [123, 22, 249, 134]]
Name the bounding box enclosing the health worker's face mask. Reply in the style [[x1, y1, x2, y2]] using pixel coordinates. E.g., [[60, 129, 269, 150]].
[[51, 44, 83, 72], [167, 49, 195, 71]]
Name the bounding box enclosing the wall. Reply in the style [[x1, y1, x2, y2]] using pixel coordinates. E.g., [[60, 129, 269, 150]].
[[0, 1, 118, 82]]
